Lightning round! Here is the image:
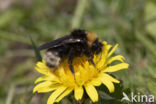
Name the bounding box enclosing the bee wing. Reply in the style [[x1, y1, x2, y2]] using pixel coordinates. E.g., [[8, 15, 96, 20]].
[[38, 36, 82, 50]]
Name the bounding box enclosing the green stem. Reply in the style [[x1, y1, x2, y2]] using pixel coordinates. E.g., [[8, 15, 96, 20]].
[[6, 84, 16, 104], [71, 0, 88, 29]]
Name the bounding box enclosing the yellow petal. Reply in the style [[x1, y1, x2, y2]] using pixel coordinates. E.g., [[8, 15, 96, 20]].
[[89, 77, 102, 86], [101, 73, 120, 83], [74, 86, 84, 100], [106, 45, 112, 51], [84, 84, 98, 102], [34, 76, 54, 84], [35, 75, 60, 84], [35, 76, 48, 84], [35, 65, 52, 76], [106, 55, 125, 64], [55, 87, 73, 102], [99, 74, 115, 93], [107, 44, 118, 57], [103, 63, 129, 72], [47, 86, 67, 104], [102, 80, 114, 93], [102, 41, 107, 45], [57, 67, 66, 78], [95, 52, 106, 69], [33, 81, 59, 93]]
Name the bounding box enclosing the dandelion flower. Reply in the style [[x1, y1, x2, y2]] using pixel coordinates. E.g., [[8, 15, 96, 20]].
[[33, 41, 129, 104]]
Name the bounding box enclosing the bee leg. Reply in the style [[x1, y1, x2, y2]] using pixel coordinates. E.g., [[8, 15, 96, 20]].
[[89, 58, 96, 68], [68, 59, 74, 74], [68, 49, 76, 80], [85, 53, 96, 68], [68, 58, 76, 81]]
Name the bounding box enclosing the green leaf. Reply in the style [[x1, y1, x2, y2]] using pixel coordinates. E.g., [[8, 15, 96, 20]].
[[96, 81, 131, 104], [98, 91, 114, 100], [28, 34, 42, 61], [145, 2, 156, 38], [136, 31, 156, 57]]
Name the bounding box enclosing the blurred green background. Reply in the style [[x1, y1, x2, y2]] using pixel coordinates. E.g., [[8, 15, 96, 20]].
[[0, 0, 156, 104]]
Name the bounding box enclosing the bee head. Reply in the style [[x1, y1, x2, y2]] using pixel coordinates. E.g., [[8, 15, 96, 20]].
[[86, 31, 103, 54], [91, 39, 103, 54]]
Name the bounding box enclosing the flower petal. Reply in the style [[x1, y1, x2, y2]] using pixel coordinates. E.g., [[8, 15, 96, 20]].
[[99, 74, 115, 93], [35, 76, 49, 84], [95, 51, 106, 69], [55, 87, 73, 102], [84, 84, 98, 102], [107, 44, 118, 57], [47, 86, 67, 104], [34, 75, 59, 84], [35, 62, 52, 75], [106, 44, 112, 51], [74, 86, 84, 100], [33, 81, 60, 93], [101, 73, 120, 83], [102, 41, 107, 45], [102, 80, 114, 93], [89, 77, 102, 86], [102, 63, 129, 72], [106, 55, 125, 64]]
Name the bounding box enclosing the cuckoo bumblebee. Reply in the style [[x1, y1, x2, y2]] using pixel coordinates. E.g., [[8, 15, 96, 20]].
[[39, 29, 103, 74]]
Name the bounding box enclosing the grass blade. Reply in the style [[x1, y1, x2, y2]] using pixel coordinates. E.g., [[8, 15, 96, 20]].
[[28, 34, 42, 61]]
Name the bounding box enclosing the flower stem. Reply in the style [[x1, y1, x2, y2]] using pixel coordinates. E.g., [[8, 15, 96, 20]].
[[71, 0, 88, 29]]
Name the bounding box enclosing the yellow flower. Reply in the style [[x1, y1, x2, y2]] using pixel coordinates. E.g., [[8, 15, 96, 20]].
[[33, 41, 129, 104]]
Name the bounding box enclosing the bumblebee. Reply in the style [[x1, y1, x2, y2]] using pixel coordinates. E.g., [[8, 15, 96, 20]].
[[39, 29, 103, 74]]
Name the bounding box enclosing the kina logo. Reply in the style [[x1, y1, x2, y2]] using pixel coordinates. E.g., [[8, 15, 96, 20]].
[[121, 92, 154, 103], [121, 92, 131, 102]]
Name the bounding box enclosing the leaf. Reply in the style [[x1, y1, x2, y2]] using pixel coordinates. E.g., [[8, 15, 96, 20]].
[[96, 80, 131, 104], [28, 34, 42, 61], [98, 91, 114, 100], [147, 80, 156, 97], [145, 2, 156, 38], [136, 31, 156, 58]]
